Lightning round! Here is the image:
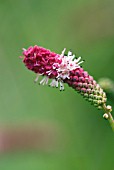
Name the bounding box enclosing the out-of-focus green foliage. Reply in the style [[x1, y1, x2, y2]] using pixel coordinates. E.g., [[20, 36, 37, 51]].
[[0, 0, 114, 170]]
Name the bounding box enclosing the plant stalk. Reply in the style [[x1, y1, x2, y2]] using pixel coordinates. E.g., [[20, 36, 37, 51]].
[[103, 104, 114, 131]]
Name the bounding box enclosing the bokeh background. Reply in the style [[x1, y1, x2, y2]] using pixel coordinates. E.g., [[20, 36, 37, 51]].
[[0, 0, 114, 169]]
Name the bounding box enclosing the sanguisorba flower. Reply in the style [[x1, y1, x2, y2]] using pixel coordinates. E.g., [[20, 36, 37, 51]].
[[20, 45, 107, 110]]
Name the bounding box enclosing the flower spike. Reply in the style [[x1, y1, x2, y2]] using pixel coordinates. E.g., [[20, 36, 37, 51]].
[[20, 45, 114, 130]]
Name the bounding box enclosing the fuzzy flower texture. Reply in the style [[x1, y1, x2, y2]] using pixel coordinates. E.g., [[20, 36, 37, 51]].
[[21, 45, 107, 110]]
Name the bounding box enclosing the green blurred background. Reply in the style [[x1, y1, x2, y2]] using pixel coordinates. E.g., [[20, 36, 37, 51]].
[[0, 0, 114, 169]]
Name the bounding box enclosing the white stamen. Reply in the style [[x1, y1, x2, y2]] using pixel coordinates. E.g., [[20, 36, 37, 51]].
[[22, 48, 26, 51], [68, 55, 75, 61], [56, 81, 58, 88], [50, 79, 57, 87], [40, 77, 46, 85], [34, 74, 40, 83], [46, 70, 52, 75], [60, 81, 64, 91], [78, 60, 84, 65], [68, 51, 72, 56], [45, 77, 49, 85], [40, 77, 49, 85], [75, 56, 81, 63], [49, 79, 64, 90], [60, 48, 66, 58]]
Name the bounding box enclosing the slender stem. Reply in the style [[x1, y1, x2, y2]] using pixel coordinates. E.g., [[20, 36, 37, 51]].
[[108, 112, 114, 131], [103, 104, 114, 131]]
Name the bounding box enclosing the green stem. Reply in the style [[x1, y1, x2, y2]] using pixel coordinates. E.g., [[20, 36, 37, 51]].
[[108, 112, 114, 131], [103, 104, 114, 131]]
